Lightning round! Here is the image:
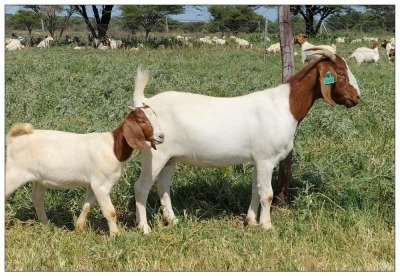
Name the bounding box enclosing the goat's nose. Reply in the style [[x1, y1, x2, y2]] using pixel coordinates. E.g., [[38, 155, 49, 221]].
[[159, 133, 165, 140]]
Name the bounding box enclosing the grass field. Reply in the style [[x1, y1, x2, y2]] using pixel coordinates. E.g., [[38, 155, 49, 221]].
[[4, 42, 395, 271]]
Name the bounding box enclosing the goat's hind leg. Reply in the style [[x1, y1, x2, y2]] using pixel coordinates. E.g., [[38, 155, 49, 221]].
[[5, 166, 32, 198], [31, 182, 49, 223], [155, 159, 177, 225], [75, 188, 96, 231]]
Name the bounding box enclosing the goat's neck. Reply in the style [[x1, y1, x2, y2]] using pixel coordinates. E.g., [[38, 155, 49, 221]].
[[287, 69, 319, 123], [112, 125, 134, 162]]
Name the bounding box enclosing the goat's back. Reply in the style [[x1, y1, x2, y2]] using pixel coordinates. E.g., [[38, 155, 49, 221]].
[[351, 47, 379, 63], [144, 88, 298, 166], [6, 130, 119, 186]]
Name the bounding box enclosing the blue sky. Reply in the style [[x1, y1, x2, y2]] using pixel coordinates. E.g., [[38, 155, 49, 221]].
[[5, 5, 279, 22]]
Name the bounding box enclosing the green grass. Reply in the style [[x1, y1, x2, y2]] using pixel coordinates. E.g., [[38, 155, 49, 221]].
[[4, 43, 395, 271]]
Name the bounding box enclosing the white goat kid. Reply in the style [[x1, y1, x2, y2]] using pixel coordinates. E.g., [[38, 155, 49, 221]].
[[132, 50, 361, 234], [6, 95, 164, 236]]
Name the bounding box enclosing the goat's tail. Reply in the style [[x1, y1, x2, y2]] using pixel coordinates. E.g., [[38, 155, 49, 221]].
[[133, 66, 149, 107], [7, 123, 33, 145]]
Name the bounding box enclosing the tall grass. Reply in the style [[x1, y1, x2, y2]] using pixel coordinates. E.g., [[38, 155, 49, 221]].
[[4, 44, 395, 271]]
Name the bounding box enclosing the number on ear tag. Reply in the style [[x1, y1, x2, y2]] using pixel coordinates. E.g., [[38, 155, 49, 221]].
[[324, 72, 335, 85]]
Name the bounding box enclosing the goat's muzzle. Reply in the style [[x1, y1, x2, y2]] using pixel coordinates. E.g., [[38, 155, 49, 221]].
[[150, 133, 165, 150], [344, 95, 360, 108]]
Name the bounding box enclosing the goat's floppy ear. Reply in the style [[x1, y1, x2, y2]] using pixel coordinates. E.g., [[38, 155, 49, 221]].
[[122, 115, 147, 149], [319, 67, 336, 106]]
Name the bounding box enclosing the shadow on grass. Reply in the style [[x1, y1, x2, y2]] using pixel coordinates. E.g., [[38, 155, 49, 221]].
[[6, 189, 111, 234], [6, 165, 325, 233], [126, 164, 326, 227]]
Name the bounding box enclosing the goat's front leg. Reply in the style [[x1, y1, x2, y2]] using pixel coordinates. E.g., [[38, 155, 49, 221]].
[[31, 182, 49, 224], [91, 181, 118, 236], [76, 188, 96, 231], [246, 160, 274, 229], [155, 159, 178, 224], [134, 150, 171, 234], [245, 169, 259, 226], [256, 160, 275, 229]]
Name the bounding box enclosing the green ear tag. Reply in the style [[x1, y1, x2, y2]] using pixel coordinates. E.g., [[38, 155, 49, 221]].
[[324, 72, 335, 85]]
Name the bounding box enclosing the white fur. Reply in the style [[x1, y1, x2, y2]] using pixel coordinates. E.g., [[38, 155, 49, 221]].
[[6, 38, 23, 51], [236, 38, 252, 49], [132, 69, 300, 234], [267, 42, 280, 53], [349, 45, 379, 65], [132, 58, 360, 234], [6, 99, 164, 236], [37, 36, 54, 49]]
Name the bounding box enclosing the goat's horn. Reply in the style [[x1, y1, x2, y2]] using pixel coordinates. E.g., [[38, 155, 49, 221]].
[[304, 47, 336, 62]]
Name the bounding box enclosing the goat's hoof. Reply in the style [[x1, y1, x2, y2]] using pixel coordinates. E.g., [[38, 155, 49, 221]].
[[244, 218, 258, 227], [169, 217, 179, 226], [75, 222, 86, 231], [260, 223, 273, 230], [109, 230, 119, 237], [137, 224, 152, 234]]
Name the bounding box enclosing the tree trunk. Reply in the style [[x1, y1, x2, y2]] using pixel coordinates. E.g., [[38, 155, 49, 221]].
[[277, 5, 295, 205], [75, 5, 97, 38], [96, 5, 113, 38], [75, 5, 113, 39], [305, 7, 316, 36]]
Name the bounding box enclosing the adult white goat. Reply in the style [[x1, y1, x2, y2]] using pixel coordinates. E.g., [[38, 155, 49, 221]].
[[132, 49, 361, 234], [5, 38, 23, 51], [348, 41, 380, 65], [294, 33, 337, 64], [236, 37, 252, 49], [6, 100, 164, 236]]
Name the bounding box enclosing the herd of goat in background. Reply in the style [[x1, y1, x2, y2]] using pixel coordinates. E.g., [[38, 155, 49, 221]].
[[5, 31, 396, 64]]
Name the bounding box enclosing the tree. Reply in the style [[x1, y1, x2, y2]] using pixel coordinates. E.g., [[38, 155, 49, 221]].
[[208, 5, 265, 36], [326, 5, 395, 34], [120, 5, 184, 39], [8, 9, 40, 36], [362, 5, 395, 32], [290, 5, 343, 37], [326, 10, 363, 32], [25, 5, 61, 37], [74, 5, 114, 39], [58, 6, 79, 37], [24, 5, 78, 37]]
